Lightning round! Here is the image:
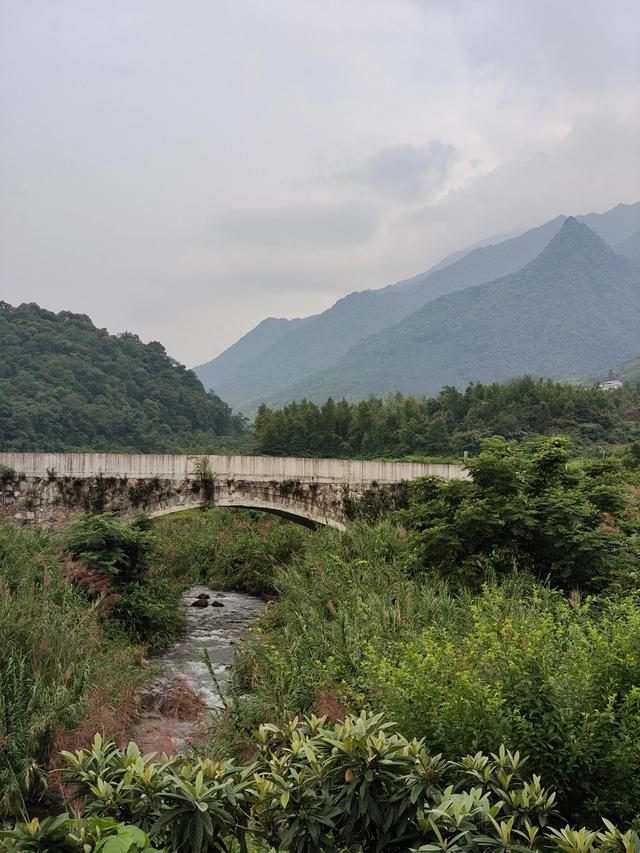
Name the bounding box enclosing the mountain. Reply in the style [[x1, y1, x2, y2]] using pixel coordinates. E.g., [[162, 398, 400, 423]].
[[194, 315, 309, 397], [194, 201, 640, 412], [197, 287, 441, 410], [0, 302, 244, 452], [195, 217, 566, 408], [281, 219, 640, 402], [615, 229, 640, 264], [579, 201, 640, 247]]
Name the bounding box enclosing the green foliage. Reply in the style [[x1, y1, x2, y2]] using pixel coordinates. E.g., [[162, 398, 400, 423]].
[[111, 579, 187, 651], [64, 513, 185, 649], [223, 510, 640, 826], [0, 464, 16, 487], [6, 716, 636, 852], [154, 508, 308, 595], [0, 523, 141, 819], [366, 584, 640, 824], [64, 513, 152, 583], [404, 436, 635, 590], [0, 301, 246, 453], [253, 377, 640, 459], [1, 814, 160, 852]]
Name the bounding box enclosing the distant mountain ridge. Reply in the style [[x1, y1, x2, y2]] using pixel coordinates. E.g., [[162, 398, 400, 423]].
[[195, 315, 309, 398], [615, 229, 640, 264], [194, 201, 640, 412], [281, 219, 640, 402]]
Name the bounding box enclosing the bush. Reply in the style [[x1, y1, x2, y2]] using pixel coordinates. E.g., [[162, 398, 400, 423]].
[[64, 513, 153, 584], [403, 436, 636, 590], [4, 714, 636, 852], [154, 508, 309, 595], [227, 517, 640, 826], [111, 580, 186, 651], [64, 513, 185, 650], [366, 584, 640, 825], [0, 523, 140, 818]]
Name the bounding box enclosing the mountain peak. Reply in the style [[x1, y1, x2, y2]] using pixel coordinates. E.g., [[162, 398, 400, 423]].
[[536, 215, 618, 267]]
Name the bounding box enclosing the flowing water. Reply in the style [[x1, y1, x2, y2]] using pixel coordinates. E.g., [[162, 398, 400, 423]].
[[134, 585, 264, 753]]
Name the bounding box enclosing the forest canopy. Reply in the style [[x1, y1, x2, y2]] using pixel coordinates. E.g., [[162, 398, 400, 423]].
[[0, 302, 245, 452], [253, 376, 640, 458]]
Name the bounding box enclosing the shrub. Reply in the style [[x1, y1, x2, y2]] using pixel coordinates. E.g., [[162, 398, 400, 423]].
[[64, 513, 185, 650], [0, 523, 140, 819], [0, 464, 15, 487], [64, 513, 153, 584], [154, 508, 308, 594], [366, 584, 640, 824], [403, 436, 636, 590], [5, 714, 636, 852]]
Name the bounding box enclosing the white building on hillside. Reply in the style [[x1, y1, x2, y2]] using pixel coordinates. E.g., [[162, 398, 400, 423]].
[[599, 379, 623, 391]]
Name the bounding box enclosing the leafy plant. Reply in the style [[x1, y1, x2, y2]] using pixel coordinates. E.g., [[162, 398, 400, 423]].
[[8, 713, 634, 852]]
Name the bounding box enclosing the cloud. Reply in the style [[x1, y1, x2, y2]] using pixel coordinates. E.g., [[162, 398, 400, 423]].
[[336, 141, 459, 203], [0, 0, 639, 367], [213, 201, 379, 249]]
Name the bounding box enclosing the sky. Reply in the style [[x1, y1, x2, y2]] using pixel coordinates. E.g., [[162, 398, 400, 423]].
[[1, 0, 639, 367]]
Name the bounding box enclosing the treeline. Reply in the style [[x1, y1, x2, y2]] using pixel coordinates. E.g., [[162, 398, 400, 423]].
[[0, 302, 246, 453], [253, 376, 640, 457]]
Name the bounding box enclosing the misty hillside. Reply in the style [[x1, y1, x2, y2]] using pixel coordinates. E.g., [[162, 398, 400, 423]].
[[615, 229, 640, 264], [0, 302, 244, 452], [277, 219, 640, 402], [195, 201, 639, 411], [194, 315, 309, 399]]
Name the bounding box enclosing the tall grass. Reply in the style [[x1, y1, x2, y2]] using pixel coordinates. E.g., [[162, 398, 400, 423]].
[[0, 523, 142, 818], [153, 508, 309, 594]]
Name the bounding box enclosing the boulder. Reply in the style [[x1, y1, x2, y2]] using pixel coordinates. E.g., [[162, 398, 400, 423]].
[[211, 599, 225, 607], [191, 599, 208, 608]]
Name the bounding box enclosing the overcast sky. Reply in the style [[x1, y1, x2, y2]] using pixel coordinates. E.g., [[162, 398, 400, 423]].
[[1, 1, 639, 366]]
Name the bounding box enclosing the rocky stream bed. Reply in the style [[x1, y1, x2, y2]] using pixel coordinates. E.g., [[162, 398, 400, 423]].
[[133, 585, 264, 754]]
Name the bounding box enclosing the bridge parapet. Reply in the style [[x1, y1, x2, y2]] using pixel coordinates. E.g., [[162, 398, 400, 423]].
[[0, 452, 469, 530]]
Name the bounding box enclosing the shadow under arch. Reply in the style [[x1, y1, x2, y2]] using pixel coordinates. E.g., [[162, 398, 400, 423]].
[[148, 497, 345, 531]]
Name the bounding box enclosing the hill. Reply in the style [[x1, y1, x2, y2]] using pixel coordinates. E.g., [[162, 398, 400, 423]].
[[195, 201, 640, 411], [615, 229, 640, 264], [193, 315, 309, 400], [282, 219, 640, 402], [0, 302, 245, 452]]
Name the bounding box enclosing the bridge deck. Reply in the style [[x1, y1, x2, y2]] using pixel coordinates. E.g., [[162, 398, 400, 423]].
[[0, 452, 469, 484]]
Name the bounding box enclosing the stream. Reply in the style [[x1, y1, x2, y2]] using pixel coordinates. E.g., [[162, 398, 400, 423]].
[[134, 585, 264, 753]]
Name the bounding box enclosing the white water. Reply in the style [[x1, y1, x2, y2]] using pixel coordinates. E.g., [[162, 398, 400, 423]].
[[158, 584, 265, 707], [133, 585, 264, 752]]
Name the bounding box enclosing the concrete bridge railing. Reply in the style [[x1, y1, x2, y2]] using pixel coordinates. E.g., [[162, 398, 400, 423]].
[[0, 452, 469, 531]]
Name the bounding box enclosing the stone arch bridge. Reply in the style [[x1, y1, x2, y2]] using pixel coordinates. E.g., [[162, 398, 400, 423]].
[[0, 452, 469, 531]]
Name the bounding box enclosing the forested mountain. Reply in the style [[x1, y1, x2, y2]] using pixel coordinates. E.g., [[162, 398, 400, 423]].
[[194, 315, 309, 399], [196, 287, 436, 411], [280, 219, 640, 402], [253, 377, 640, 458], [0, 302, 245, 452], [195, 201, 640, 412], [615, 229, 640, 264]]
